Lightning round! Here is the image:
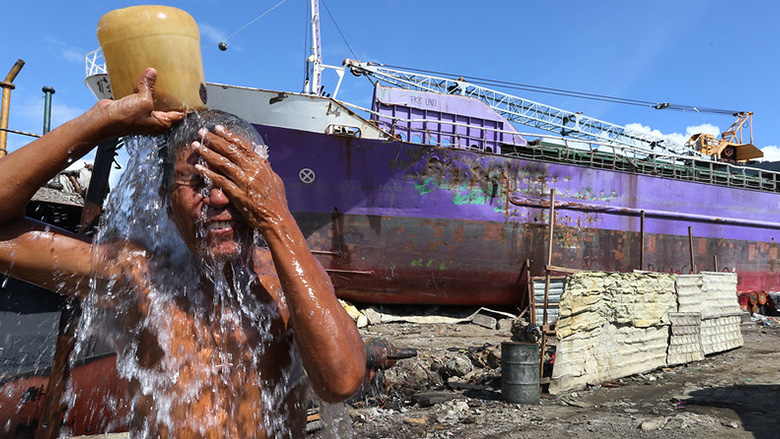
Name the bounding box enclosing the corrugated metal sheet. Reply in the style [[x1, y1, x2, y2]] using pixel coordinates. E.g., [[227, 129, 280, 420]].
[[666, 312, 704, 366], [701, 313, 743, 355], [533, 277, 564, 326]]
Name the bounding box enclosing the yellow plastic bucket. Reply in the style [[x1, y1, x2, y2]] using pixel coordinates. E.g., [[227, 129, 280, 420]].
[[97, 5, 207, 111]]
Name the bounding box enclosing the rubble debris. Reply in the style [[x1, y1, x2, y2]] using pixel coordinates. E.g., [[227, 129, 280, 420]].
[[510, 318, 542, 344], [411, 391, 459, 408]]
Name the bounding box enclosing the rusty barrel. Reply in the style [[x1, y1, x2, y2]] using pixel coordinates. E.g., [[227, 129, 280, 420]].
[[501, 341, 540, 404]]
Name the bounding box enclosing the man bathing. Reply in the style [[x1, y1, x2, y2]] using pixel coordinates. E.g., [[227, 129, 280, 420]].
[[0, 68, 366, 438]]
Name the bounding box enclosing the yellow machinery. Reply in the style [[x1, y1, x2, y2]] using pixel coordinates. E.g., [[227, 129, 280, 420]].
[[686, 112, 763, 162]]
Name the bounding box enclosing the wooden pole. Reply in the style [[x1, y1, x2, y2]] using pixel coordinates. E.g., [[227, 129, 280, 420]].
[[639, 210, 645, 271], [78, 139, 119, 233], [541, 189, 555, 381], [543, 189, 555, 326], [688, 226, 696, 274], [713, 254, 719, 272]]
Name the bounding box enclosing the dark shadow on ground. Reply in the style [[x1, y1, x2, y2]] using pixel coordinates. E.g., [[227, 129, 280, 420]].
[[686, 384, 780, 439]]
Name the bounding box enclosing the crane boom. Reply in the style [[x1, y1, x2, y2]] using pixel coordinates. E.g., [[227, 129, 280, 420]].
[[343, 60, 698, 157]]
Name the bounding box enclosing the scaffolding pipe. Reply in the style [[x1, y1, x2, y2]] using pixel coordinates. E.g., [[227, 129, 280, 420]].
[[0, 59, 25, 157]]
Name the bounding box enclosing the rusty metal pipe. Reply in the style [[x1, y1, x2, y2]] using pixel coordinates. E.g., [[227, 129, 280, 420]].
[[0, 59, 25, 157], [509, 196, 780, 230]]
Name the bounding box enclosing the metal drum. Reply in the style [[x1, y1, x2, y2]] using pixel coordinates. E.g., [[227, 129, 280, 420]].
[[501, 341, 540, 404]]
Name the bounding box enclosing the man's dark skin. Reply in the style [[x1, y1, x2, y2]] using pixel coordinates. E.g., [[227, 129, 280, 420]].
[[0, 68, 366, 438]]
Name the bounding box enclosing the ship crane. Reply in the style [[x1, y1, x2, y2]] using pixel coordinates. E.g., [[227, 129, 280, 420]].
[[343, 59, 700, 158], [685, 112, 763, 162]]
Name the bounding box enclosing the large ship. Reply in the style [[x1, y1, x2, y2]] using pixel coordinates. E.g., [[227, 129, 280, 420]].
[[84, 2, 779, 307]]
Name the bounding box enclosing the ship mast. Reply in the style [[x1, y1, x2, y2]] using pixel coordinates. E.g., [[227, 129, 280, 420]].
[[302, 0, 346, 98], [304, 0, 322, 95]]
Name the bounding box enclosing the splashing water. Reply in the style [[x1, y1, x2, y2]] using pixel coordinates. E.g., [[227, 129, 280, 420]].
[[61, 126, 351, 439]]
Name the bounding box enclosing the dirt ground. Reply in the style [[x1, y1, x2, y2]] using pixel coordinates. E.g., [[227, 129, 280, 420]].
[[321, 314, 780, 439]]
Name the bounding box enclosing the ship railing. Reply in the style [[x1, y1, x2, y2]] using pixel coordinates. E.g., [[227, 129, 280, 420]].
[[85, 49, 106, 77], [512, 132, 780, 193], [347, 103, 780, 193], [366, 108, 678, 160]]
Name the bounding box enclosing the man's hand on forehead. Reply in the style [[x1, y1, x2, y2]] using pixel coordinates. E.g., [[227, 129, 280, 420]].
[[192, 125, 289, 232]]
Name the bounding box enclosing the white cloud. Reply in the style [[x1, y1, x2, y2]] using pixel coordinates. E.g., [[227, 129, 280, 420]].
[[759, 145, 780, 162], [44, 37, 86, 64], [200, 23, 228, 44], [624, 122, 721, 149]]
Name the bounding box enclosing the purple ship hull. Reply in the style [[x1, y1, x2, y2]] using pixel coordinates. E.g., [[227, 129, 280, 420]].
[[254, 123, 780, 306], [80, 74, 780, 306]]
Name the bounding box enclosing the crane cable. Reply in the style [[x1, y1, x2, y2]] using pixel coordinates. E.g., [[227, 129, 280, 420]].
[[378, 63, 744, 116], [203, 0, 291, 49]]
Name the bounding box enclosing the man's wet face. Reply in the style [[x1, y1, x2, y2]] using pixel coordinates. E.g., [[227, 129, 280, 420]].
[[167, 142, 250, 261]]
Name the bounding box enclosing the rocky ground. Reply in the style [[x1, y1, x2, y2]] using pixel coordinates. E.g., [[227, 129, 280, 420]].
[[312, 313, 780, 439]]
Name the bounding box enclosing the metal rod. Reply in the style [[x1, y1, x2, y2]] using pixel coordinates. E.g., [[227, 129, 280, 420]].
[[688, 226, 696, 274], [42, 86, 55, 134], [640, 210, 645, 270], [0, 59, 25, 157], [0, 127, 40, 138], [324, 268, 375, 275]]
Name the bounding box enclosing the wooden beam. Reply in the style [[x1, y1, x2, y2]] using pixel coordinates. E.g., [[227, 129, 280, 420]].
[[546, 265, 583, 274]]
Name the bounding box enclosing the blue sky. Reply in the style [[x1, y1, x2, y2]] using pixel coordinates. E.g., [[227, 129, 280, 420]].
[[3, 0, 780, 179]]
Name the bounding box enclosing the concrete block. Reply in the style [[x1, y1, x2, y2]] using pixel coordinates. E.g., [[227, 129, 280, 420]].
[[471, 313, 497, 329]]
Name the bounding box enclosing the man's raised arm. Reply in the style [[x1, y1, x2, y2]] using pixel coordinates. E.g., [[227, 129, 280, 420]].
[[0, 68, 184, 295]]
